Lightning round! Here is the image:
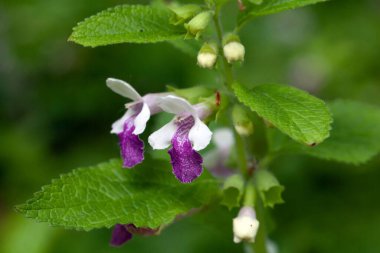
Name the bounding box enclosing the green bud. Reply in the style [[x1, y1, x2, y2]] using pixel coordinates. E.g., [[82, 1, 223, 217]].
[[169, 4, 201, 25], [255, 170, 284, 208], [232, 105, 254, 136], [197, 42, 218, 69], [184, 11, 213, 38]]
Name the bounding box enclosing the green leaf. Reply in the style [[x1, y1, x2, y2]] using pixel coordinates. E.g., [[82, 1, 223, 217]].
[[69, 5, 186, 47], [16, 159, 219, 231], [291, 100, 380, 164], [221, 174, 244, 210], [232, 83, 332, 145], [238, 0, 328, 25], [248, 0, 327, 16], [255, 170, 284, 208]]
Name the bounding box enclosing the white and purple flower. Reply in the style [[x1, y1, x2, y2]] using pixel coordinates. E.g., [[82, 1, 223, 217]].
[[106, 78, 168, 168], [148, 95, 213, 183]]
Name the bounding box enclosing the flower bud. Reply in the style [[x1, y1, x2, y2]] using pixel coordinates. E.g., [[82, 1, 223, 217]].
[[223, 33, 245, 63], [197, 42, 218, 69], [185, 11, 213, 38], [233, 206, 259, 243], [232, 105, 253, 136], [169, 4, 201, 25]]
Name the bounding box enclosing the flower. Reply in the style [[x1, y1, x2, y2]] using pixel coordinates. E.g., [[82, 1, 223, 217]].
[[233, 206, 260, 243], [148, 95, 213, 183], [223, 41, 245, 63], [110, 224, 158, 247], [203, 128, 235, 177], [106, 78, 168, 168]]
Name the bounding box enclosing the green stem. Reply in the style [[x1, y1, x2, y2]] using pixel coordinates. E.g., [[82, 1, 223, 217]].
[[212, 7, 268, 253], [213, 9, 234, 88], [234, 131, 249, 179], [252, 200, 268, 253]]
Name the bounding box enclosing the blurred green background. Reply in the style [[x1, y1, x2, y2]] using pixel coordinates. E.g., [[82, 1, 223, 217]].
[[1, 0, 379, 252]]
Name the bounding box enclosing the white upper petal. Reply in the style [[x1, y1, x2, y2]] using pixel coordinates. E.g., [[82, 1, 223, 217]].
[[148, 120, 177, 150], [188, 118, 212, 151], [132, 103, 151, 135], [158, 95, 197, 117], [111, 109, 135, 134], [106, 78, 142, 101]]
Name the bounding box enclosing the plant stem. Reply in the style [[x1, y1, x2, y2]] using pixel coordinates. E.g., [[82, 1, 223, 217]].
[[212, 7, 268, 253], [235, 131, 249, 179], [252, 200, 268, 253], [213, 9, 234, 88]]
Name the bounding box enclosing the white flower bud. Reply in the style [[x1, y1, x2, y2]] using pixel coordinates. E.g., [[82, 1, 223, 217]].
[[197, 43, 218, 69], [224, 41, 245, 63], [197, 53, 217, 69], [233, 206, 259, 243]]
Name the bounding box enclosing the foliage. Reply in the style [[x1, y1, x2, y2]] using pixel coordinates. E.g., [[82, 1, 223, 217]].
[[16, 159, 219, 230], [233, 82, 332, 145], [6, 0, 379, 252], [69, 5, 186, 47]]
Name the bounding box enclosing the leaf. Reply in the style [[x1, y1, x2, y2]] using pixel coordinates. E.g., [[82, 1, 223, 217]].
[[69, 5, 186, 47], [16, 159, 219, 231], [238, 0, 328, 25], [232, 83, 332, 145], [221, 174, 244, 210], [255, 170, 284, 208], [291, 100, 380, 164]]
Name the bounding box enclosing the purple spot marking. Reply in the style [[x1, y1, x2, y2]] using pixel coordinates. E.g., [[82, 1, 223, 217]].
[[168, 116, 203, 183]]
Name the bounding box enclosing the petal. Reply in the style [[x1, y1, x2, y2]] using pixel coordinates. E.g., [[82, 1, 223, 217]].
[[118, 119, 144, 168], [158, 95, 197, 117], [168, 116, 203, 183], [111, 109, 135, 134], [110, 224, 133, 247], [148, 120, 177, 150], [106, 78, 141, 101], [188, 119, 212, 151], [169, 136, 203, 184], [132, 103, 150, 135]]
